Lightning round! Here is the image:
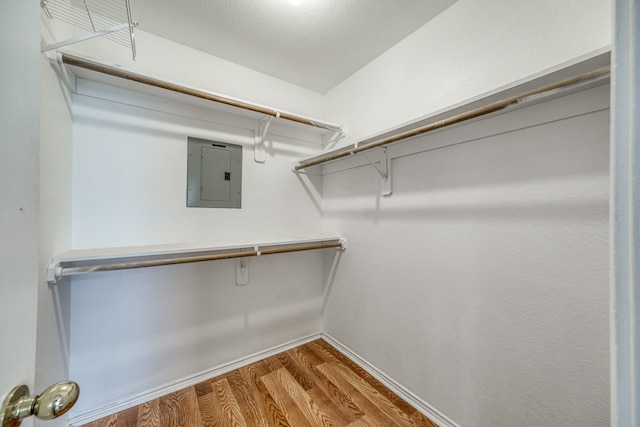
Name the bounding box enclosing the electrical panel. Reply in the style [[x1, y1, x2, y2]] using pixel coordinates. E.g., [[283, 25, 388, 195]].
[[187, 137, 242, 208]]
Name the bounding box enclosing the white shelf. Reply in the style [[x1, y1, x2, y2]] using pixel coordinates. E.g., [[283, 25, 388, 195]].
[[294, 50, 611, 172], [48, 236, 346, 284], [56, 52, 344, 144]]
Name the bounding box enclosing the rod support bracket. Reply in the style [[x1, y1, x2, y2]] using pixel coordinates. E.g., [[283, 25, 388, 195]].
[[47, 261, 62, 285], [338, 238, 348, 251], [236, 257, 249, 286], [323, 124, 348, 147]]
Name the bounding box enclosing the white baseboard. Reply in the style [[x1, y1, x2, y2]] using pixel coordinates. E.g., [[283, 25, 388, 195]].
[[321, 333, 460, 427], [68, 332, 322, 427]]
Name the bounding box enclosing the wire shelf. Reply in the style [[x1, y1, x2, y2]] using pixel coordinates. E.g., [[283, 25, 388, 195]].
[[41, 0, 137, 59]]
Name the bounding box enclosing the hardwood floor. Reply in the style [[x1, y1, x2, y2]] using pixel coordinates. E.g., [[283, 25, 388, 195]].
[[83, 339, 437, 427]]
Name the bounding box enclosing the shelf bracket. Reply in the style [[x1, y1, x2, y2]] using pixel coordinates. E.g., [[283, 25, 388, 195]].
[[41, 0, 138, 60], [41, 23, 132, 54], [254, 114, 278, 163], [358, 146, 392, 197], [323, 125, 349, 149]]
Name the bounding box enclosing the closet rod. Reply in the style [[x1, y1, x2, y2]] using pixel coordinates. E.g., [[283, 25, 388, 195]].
[[54, 242, 344, 279], [294, 65, 610, 171], [60, 53, 344, 133]]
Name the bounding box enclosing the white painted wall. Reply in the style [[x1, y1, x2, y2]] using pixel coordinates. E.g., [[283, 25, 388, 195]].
[[70, 86, 323, 248], [0, 7, 74, 427], [35, 49, 74, 427], [36, 15, 340, 419], [0, 3, 40, 427], [38, 11, 332, 419], [324, 0, 612, 146], [322, 84, 610, 426], [319, 2, 612, 425], [67, 80, 329, 417]]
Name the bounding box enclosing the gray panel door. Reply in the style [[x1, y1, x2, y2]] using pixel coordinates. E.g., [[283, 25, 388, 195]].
[[201, 146, 230, 201]]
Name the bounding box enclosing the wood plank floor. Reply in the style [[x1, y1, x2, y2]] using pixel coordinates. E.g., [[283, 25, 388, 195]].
[[83, 339, 437, 427]]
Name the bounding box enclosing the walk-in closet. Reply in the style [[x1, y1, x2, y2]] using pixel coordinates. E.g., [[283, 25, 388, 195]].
[[2, 1, 635, 426]]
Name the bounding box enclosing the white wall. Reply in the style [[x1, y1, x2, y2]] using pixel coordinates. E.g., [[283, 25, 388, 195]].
[[320, 2, 612, 425], [324, 0, 612, 146], [70, 84, 324, 248], [0, 8, 74, 427], [35, 14, 340, 419], [0, 3, 40, 427], [322, 84, 610, 426], [67, 79, 329, 417], [35, 48, 74, 427]]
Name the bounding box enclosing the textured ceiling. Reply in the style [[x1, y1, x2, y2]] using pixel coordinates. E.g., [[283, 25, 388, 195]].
[[130, 0, 457, 93]]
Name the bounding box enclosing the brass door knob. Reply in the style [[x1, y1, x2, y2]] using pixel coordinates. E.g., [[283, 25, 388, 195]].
[[1, 381, 79, 427]]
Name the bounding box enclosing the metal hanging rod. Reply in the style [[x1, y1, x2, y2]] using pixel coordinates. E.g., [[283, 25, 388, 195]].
[[48, 239, 346, 283], [294, 65, 611, 171], [60, 53, 345, 134]]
